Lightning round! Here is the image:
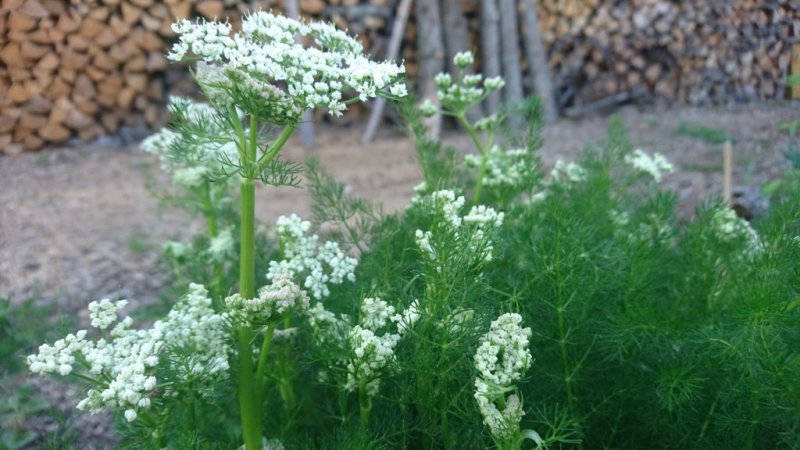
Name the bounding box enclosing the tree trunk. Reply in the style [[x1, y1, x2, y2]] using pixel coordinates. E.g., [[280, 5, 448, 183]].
[[521, 0, 557, 123], [480, 0, 502, 115], [416, 0, 446, 137]]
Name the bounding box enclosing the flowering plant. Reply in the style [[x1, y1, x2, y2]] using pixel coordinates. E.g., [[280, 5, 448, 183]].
[[23, 12, 800, 450]]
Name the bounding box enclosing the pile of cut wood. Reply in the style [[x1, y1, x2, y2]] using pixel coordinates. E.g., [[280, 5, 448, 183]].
[[0, 0, 396, 154], [1, 0, 797, 154], [533, 0, 799, 110]]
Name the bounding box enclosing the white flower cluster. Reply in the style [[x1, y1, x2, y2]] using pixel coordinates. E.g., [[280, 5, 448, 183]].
[[474, 313, 532, 386], [464, 146, 532, 187], [28, 284, 230, 422], [88, 298, 128, 330], [140, 96, 238, 182], [610, 210, 673, 247], [163, 240, 188, 259], [411, 190, 504, 264], [624, 149, 674, 183], [420, 51, 504, 115], [465, 146, 531, 189], [225, 272, 310, 327], [167, 12, 406, 121], [547, 160, 587, 186], [308, 297, 420, 397], [267, 214, 358, 299], [474, 313, 532, 441], [711, 207, 765, 257], [208, 227, 235, 262]]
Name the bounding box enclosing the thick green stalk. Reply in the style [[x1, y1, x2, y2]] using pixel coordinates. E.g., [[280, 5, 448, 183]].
[[254, 324, 276, 406], [237, 113, 261, 450], [238, 177, 261, 450], [358, 379, 371, 428]]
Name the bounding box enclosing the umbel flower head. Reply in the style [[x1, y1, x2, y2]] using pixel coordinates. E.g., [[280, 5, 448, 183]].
[[28, 284, 231, 423], [167, 11, 407, 124], [474, 312, 533, 442], [140, 96, 238, 185]]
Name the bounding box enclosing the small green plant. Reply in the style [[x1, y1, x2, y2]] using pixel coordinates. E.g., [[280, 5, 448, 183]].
[[675, 122, 730, 144], [777, 75, 800, 136]]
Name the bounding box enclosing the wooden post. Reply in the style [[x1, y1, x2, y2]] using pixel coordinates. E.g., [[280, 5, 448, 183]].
[[361, 0, 413, 145], [723, 141, 733, 205], [792, 44, 800, 100], [284, 0, 315, 149]]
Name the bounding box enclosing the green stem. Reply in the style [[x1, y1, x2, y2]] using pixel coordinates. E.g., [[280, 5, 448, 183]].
[[202, 181, 224, 298], [278, 315, 296, 411], [457, 114, 488, 204], [258, 123, 297, 172], [237, 114, 262, 450], [358, 378, 372, 428], [554, 233, 577, 412], [234, 114, 297, 450], [254, 324, 276, 408]]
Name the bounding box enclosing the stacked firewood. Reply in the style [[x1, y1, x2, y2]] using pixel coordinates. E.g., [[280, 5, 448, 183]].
[[534, 0, 799, 109], [402, 0, 798, 113], [0, 0, 396, 154], [1, 0, 798, 154]]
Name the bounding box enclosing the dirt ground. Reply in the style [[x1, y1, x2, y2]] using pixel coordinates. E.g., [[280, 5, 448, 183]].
[[1, 101, 797, 446]]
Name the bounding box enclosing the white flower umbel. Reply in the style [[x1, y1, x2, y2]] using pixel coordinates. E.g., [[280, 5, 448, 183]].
[[710, 207, 765, 257], [167, 12, 406, 122], [267, 214, 358, 299], [624, 149, 674, 183], [474, 313, 533, 444], [308, 297, 420, 398], [431, 51, 504, 114], [359, 297, 396, 331], [88, 299, 128, 330], [28, 283, 231, 422], [547, 160, 587, 186], [611, 210, 674, 247], [345, 325, 401, 396], [465, 146, 532, 188], [208, 226, 235, 262], [226, 272, 310, 327], [474, 313, 532, 387], [140, 97, 238, 176], [411, 190, 503, 265]]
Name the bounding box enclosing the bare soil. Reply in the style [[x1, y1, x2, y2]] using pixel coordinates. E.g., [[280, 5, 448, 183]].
[[1, 102, 796, 447]]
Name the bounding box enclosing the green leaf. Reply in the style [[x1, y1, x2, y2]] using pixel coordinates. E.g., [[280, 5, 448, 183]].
[[778, 120, 800, 137], [521, 429, 544, 446], [787, 74, 800, 87]]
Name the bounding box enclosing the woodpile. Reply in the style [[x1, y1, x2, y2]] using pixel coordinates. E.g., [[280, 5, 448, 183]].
[[1, 0, 798, 154], [401, 0, 799, 113], [533, 0, 800, 110], [0, 0, 396, 154]]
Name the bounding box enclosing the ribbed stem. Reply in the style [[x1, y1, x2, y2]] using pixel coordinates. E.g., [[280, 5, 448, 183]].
[[238, 177, 261, 450]]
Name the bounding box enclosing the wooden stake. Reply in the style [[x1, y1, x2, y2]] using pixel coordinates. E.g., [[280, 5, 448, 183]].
[[284, 0, 315, 150], [723, 141, 733, 205], [792, 44, 800, 100], [361, 0, 413, 145]]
